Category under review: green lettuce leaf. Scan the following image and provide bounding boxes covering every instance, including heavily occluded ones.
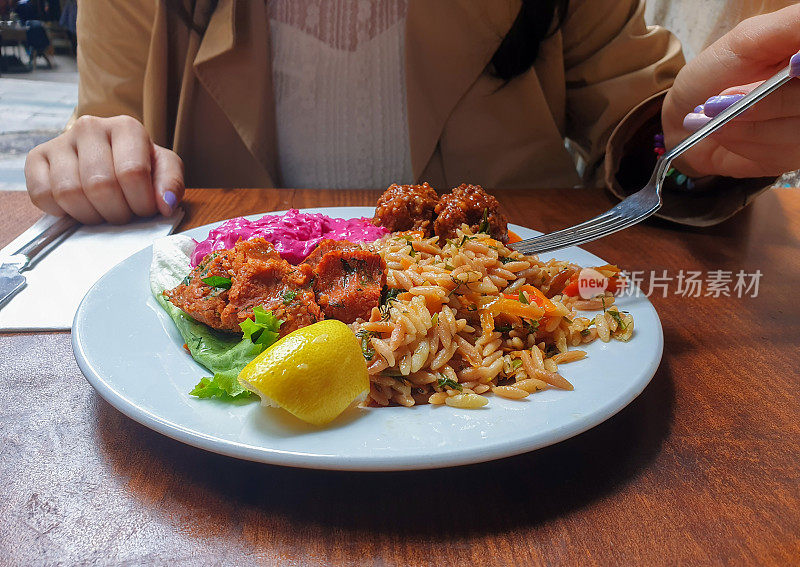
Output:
[150,235,283,401]
[189,370,251,400]
[156,293,283,400]
[239,305,282,346]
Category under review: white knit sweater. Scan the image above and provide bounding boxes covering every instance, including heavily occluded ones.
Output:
[267,0,413,189]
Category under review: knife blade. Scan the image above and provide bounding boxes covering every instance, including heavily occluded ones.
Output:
[0,217,79,309]
[0,256,27,308]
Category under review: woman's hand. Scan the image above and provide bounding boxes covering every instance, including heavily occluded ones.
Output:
[25,115,184,224]
[662,4,800,179]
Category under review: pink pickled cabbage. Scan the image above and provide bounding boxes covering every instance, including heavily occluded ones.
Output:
[190,209,388,266]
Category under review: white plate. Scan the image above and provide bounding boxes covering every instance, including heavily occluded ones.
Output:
[73,207,663,471]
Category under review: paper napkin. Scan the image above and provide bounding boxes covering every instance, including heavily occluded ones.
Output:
[0,210,184,331]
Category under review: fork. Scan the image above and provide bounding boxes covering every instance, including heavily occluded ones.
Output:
[510,63,794,256]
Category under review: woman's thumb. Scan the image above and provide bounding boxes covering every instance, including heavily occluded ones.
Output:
[152,144,185,217]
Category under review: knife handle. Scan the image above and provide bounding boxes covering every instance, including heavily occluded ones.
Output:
[15,216,80,265]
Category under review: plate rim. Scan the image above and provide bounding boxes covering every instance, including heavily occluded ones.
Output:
[72,206,664,471]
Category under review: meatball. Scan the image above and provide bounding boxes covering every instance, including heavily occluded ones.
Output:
[373,183,439,236]
[433,184,509,243]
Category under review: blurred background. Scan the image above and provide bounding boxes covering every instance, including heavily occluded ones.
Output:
[0,0,795,192]
[1,0,77,191]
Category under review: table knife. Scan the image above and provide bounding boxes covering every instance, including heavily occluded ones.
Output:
[0,216,79,308]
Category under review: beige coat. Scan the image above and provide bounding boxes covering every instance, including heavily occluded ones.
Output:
[76,0,764,225]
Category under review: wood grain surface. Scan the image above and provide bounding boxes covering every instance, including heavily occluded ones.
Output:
[1,188,799,566]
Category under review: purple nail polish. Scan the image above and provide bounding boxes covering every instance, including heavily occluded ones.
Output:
[693,105,704,113]
[703,94,745,117]
[163,190,177,212]
[683,112,712,132]
[790,51,800,78]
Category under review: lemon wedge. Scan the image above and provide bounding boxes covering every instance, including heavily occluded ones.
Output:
[238,320,369,426]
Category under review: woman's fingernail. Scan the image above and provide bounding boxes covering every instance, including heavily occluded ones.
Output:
[683,112,712,132]
[703,94,745,117]
[790,51,800,78]
[693,105,704,113]
[163,190,177,213]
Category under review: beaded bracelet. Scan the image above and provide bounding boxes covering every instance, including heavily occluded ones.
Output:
[654,133,695,190]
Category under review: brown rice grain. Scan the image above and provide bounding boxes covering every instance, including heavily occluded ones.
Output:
[552,350,587,364]
[445,393,489,409]
[492,385,529,399]
[514,378,549,393]
[533,369,574,390]
[429,392,447,405]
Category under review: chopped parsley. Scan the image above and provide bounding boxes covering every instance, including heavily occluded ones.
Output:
[499,256,515,264]
[524,319,540,334]
[450,272,470,291]
[437,376,463,391]
[431,313,439,326]
[459,234,475,246]
[494,323,513,333]
[580,329,591,337]
[282,290,297,305]
[608,309,627,331]
[355,330,376,360]
[518,290,529,304]
[380,287,402,310]
[511,358,523,370]
[197,251,219,269]
[201,275,232,290]
[477,208,490,234]
[196,251,221,278]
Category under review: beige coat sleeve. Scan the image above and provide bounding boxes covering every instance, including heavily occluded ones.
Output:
[561,0,684,169]
[75,0,156,121]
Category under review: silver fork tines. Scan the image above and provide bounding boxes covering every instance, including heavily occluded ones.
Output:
[509,62,794,256]
[511,187,662,255]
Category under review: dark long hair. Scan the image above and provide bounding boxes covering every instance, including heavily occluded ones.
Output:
[165,0,568,81]
[491,0,570,81]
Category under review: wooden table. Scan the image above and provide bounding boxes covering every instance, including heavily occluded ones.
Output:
[1,188,798,565]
